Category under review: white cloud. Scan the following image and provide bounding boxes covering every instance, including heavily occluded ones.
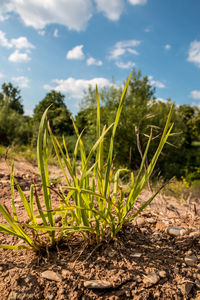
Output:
[8,50,31,63]
[1,0,93,32]
[0,30,35,50]
[0,1,10,21]
[128,0,147,5]
[0,0,148,31]
[109,48,126,60]
[12,76,30,88]
[53,29,59,38]
[10,36,35,49]
[66,45,85,60]
[109,39,141,60]
[148,76,166,89]
[0,30,12,48]
[164,44,171,50]
[0,73,4,79]
[115,61,135,69]
[155,97,167,103]
[94,0,124,21]
[86,57,103,66]
[187,40,200,68]
[44,77,113,99]
[190,90,200,100]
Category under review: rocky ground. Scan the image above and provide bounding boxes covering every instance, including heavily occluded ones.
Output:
[0,159,200,299]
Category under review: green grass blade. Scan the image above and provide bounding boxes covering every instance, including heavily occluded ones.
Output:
[37,107,54,242]
[103,72,132,197]
[10,162,17,222]
[14,180,33,222]
[0,244,32,250]
[0,205,36,247]
[80,122,114,183]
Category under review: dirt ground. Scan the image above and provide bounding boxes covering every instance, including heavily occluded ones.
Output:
[0,158,200,300]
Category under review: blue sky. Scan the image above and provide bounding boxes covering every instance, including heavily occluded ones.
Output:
[0,0,200,116]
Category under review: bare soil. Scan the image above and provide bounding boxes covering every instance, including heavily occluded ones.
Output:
[0,159,200,300]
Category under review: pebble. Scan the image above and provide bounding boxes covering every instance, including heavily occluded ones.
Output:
[196,274,200,281]
[195,279,200,289]
[185,282,194,295]
[158,270,167,278]
[136,217,145,226]
[189,231,200,238]
[166,226,186,237]
[143,272,160,285]
[84,280,112,289]
[140,227,147,234]
[146,217,156,224]
[41,270,62,282]
[185,255,198,267]
[131,252,142,258]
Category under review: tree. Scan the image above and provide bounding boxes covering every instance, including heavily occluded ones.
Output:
[33,90,73,136]
[178,105,200,147]
[0,105,32,146]
[0,82,24,115]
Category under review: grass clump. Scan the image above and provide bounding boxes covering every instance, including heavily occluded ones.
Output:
[0,73,174,251]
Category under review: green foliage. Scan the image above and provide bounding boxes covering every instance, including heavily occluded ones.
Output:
[33,90,73,137]
[78,70,200,181]
[0,105,32,146]
[0,82,24,115]
[0,74,173,250]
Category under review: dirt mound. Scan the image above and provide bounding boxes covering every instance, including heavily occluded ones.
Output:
[0,159,200,299]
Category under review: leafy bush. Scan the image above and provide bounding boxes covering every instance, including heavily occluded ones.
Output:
[0,73,174,251]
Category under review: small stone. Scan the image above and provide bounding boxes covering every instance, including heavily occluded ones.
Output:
[185,255,198,267]
[41,270,62,282]
[84,280,112,289]
[147,217,156,224]
[136,217,145,226]
[143,272,160,285]
[185,282,194,295]
[166,226,186,237]
[140,227,147,234]
[195,279,200,289]
[131,252,142,258]
[158,270,167,278]
[197,274,200,281]
[189,231,200,238]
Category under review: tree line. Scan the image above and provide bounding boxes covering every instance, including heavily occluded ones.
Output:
[0,70,200,182]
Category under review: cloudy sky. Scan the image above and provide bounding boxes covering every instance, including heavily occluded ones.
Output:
[0,0,200,116]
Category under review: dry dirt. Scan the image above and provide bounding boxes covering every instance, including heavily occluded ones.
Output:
[0,158,200,300]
